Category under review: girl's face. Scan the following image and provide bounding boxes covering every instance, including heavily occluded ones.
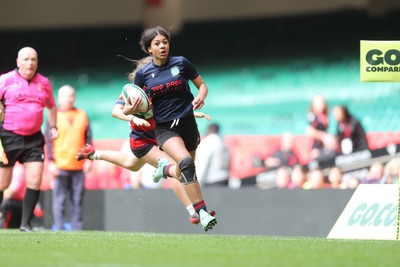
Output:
[312,96,326,114]
[333,107,344,122]
[148,34,169,64]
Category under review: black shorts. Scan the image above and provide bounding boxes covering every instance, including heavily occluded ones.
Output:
[155,115,200,152]
[0,129,45,167]
[131,143,155,159]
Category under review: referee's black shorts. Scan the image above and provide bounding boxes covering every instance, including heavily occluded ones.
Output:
[0,128,45,167]
[155,115,200,152]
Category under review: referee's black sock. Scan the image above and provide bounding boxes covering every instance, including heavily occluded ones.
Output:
[0,190,3,205]
[21,188,40,227]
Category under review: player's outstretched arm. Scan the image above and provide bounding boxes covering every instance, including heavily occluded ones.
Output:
[194,111,211,121]
[191,75,208,110]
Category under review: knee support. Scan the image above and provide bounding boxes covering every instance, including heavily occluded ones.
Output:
[178,156,197,184]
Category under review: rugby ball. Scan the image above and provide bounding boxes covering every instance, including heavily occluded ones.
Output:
[121,84,150,115]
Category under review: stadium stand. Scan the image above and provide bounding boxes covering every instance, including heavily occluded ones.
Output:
[2,9,399,188]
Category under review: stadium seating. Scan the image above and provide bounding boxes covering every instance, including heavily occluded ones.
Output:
[49,55,400,139]
[41,56,400,188]
[38,131,399,190]
[10,9,396,189]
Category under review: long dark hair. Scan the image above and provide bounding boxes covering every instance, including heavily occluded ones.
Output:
[127,56,153,82]
[126,26,171,82]
[338,105,352,123]
[139,26,171,55]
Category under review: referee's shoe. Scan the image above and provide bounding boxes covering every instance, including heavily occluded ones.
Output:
[20,225,34,232]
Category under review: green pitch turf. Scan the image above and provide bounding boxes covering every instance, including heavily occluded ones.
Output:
[0,230,399,267]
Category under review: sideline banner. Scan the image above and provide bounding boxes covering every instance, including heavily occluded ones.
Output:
[328,184,399,240]
[360,40,400,82]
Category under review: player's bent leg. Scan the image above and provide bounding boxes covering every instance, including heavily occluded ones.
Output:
[76,144,145,172]
[170,178,192,207]
[99,151,143,172]
[161,138,217,230]
[170,178,200,224]
[177,157,217,230]
[178,156,197,184]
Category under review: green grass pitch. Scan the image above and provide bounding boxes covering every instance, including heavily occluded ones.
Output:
[1,230,399,267]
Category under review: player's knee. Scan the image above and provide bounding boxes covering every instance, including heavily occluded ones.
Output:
[178,156,197,184]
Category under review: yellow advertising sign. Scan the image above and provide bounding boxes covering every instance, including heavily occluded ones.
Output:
[360,40,400,82]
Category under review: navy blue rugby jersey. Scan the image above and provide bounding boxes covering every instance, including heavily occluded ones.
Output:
[134,56,199,124]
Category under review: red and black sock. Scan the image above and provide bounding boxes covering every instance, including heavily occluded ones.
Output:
[193,200,208,215]
[163,164,174,178]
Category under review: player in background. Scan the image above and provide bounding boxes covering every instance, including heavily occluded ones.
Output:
[333,105,369,154]
[306,95,329,160]
[0,47,58,232]
[76,111,213,225]
[76,57,215,225]
[132,26,216,231]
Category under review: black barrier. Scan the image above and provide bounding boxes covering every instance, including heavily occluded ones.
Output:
[42,188,354,236]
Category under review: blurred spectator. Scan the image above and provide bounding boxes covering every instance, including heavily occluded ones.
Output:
[196,123,230,187]
[289,164,308,189]
[333,105,368,154]
[304,168,328,189]
[306,95,329,159]
[360,161,384,184]
[45,85,93,230]
[343,177,360,189]
[328,167,343,189]
[274,167,291,189]
[312,134,341,163]
[383,157,400,184]
[264,132,298,169]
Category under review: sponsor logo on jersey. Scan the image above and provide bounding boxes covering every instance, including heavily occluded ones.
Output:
[170,66,179,77]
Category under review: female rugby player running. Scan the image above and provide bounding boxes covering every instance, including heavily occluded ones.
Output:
[76,57,215,227]
[131,26,217,231]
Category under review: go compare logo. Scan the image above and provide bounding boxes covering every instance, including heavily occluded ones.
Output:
[348,202,398,227]
[360,40,400,82]
[328,184,399,240]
